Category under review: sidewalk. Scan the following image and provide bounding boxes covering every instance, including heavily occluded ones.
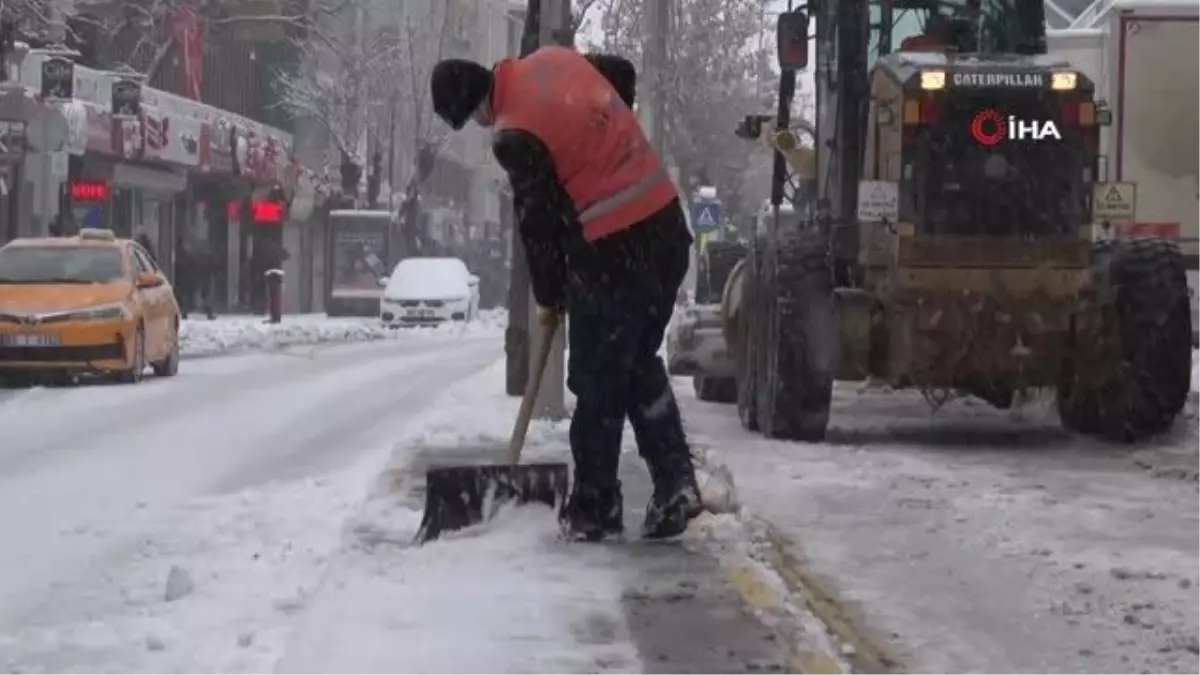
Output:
[275,361,842,673]
[179,311,507,359]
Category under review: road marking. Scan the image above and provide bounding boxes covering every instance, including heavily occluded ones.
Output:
[724,559,845,674]
[759,520,903,674]
[793,650,845,674]
[726,564,784,610]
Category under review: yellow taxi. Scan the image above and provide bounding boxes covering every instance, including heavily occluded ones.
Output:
[0,228,180,383]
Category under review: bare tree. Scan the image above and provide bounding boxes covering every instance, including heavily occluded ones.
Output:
[585,0,776,218]
[276,0,457,225]
[571,0,602,35]
[0,0,59,34]
[65,0,330,81]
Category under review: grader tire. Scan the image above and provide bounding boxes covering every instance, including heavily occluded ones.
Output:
[1058,238,1194,442]
[697,241,749,305]
[734,251,760,431]
[752,229,836,441]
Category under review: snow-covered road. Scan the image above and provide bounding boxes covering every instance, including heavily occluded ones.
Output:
[685,383,1199,674]
[7,312,1190,673]
[0,335,499,671]
[0,326,825,674]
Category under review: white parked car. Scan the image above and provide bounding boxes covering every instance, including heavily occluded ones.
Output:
[379,257,480,326]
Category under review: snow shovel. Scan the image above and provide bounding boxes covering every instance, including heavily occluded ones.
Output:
[416,314,570,543]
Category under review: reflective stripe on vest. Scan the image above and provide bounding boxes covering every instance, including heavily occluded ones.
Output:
[578,167,671,223]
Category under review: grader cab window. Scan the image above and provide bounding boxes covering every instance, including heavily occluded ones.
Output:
[867,3,926,66]
[869,0,1047,61]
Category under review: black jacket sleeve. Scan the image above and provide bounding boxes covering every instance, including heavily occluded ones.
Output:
[584,54,637,108]
[492,128,577,311]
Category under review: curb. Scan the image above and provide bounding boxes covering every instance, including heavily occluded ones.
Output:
[722,561,845,674]
[693,454,902,674]
[755,520,903,674]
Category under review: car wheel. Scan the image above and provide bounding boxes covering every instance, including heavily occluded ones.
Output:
[152,322,180,377]
[118,327,146,384]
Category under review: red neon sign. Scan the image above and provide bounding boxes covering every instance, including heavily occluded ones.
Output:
[251,200,285,224]
[70,180,110,202]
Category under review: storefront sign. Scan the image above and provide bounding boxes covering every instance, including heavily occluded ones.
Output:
[165,115,202,168]
[0,121,26,161]
[70,180,111,202]
[40,57,75,101]
[112,78,143,119]
[38,60,119,157]
[116,117,143,160]
[251,199,285,224]
[83,103,114,154]
[233,128,248,176]
[141,108,169,158]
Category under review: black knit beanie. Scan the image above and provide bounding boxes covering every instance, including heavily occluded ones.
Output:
[430,59,494,130]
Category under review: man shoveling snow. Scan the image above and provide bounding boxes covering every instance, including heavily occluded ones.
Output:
[430,47,703,541]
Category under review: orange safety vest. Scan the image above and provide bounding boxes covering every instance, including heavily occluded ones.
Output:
[491,46,678,243]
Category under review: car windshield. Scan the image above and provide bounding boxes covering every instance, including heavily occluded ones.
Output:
[386,258,470,299]
[0,246,125,284]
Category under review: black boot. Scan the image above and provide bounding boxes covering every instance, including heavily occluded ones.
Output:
[642,460,703,540]
[559,481,624,542]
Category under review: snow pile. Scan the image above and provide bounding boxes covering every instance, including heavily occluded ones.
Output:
[275,361,642,673]
[180,309,507,358]
[0,463,374,673]
[281,502,640,673]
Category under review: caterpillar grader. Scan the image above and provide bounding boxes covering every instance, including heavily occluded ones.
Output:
[723,0,1194,442]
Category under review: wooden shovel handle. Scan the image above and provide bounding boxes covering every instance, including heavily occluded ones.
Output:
[508,313,560,464]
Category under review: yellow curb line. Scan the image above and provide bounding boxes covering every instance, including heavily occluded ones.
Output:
[758,520,904,674]
[725,562,845,674]
[695,450,902,674]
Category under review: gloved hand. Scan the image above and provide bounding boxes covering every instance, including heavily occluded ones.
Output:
[537,305,564,328]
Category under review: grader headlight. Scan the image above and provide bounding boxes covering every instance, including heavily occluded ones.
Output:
[920,70,946,91]
[1051,72,1078,91]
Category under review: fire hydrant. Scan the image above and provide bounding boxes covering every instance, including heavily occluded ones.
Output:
[264,269,285,324]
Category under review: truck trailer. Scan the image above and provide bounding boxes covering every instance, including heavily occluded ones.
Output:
[1047,0,1198,339]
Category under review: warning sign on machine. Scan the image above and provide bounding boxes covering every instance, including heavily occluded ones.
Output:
[856,180,899,221]
[1093,182,1137,220]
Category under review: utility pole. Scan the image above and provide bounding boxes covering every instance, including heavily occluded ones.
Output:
[504,0,570,421]
[641,0,670,155]
[387,92,397,211]
[526,0,570,420]
[504,0,541,398]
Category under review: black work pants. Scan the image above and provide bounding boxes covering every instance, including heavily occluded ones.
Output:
[566,200,693,497]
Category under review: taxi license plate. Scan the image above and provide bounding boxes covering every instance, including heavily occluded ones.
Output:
[406,308,434,318]
[0,333,61,347]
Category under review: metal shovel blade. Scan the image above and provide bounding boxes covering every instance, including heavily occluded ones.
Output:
[416,461,570,543]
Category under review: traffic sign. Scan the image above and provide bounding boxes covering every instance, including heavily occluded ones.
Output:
[692,200,723,232]
[1093,182,1137,220]
[856,180,898,221]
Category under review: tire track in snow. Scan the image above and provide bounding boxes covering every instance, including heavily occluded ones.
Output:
[0,336,486,475]
[0,340,497,645]
[210,346,500,493]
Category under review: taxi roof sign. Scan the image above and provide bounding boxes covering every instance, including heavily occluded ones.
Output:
[78,228,117,241]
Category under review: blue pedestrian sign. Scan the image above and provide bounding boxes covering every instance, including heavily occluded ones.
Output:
[691,200,722,233]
